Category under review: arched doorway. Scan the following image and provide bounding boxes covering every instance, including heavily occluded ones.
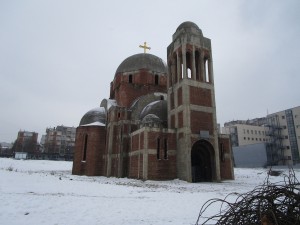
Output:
[191,140,214,182]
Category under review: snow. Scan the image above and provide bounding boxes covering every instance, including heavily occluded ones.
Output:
[80,121,105,126]
[0,158,299,225]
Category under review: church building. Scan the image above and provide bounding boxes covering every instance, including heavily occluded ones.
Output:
[72,21,234,182]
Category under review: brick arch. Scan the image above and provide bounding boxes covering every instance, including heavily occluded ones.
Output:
[191,139,215,182]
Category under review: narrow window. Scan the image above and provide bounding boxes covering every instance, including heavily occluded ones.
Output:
[129,74,133,83]
[155,74,159,85]
[204,58,209,82]
[220,143,225,162]
[160,95,164,100]
[82,134,88,161]
[181,64,184,79]
[163,138,168,159]
[187,68,192,78]
[157,138,160,159]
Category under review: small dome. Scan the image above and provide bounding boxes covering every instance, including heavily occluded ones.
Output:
[142,114,162,124]
[79,107,106,126]
[140,100,167,126]
[115,53,167,74]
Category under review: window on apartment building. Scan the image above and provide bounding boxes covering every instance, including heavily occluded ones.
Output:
[259,138,262,141]
[244,137,246,140]
[287,146,290,149]
[248,137,250,140]
[247,130,249,134]
[255,130,257,135]
[243,129,245,134]
[263,138,265,141]
[251,130,253,134]
[252,138,254,140]
[285,136,288,139]
[256,138,258,141]
[288,156,291,160]
[282,116,285,119]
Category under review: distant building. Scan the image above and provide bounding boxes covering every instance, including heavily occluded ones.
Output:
[222,123,268,147]
[13,131,38,154]
[43,125,76,158]
[265,106,300,165]
[0,142,13,157]
[223,106,300,166]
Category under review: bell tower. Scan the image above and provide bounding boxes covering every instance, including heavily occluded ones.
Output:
[167,22,220,182]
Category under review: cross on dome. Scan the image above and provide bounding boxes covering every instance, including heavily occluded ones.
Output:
[139,42,151,53]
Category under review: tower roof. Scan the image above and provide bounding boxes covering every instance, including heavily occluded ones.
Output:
[176,21,202,32]
[115,53,167,74]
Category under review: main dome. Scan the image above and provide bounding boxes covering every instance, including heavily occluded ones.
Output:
[115,53,167,74]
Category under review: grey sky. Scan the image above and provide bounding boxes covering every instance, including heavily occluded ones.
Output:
[1,0,299,143]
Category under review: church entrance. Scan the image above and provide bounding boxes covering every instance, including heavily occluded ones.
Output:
[191,140,214,182]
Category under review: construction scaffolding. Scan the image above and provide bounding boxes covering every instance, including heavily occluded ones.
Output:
[265,115,285,165]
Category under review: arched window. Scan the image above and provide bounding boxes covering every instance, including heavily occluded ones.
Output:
[82,134,88,161]
[129,74,133,83]
[204,58,210,82]
[155,74,159,85]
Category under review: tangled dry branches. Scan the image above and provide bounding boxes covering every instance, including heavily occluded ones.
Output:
[196,168,300,225]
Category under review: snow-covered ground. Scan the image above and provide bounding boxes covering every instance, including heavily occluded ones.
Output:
[0,158,299,225]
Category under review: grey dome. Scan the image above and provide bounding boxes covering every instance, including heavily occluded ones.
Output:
[142,114,162,124]
[140,100,167,126]
[176,21,203,35]
[115,53,167,74]
[79,107,106,126]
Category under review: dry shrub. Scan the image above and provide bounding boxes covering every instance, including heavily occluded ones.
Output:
[196,168,300,225]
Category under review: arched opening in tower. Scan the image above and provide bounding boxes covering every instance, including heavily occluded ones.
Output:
[191,140,214,182]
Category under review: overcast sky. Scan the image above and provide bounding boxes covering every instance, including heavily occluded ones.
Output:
[1,0,299,143]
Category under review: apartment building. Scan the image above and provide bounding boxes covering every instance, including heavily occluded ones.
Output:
[266,106,300,165]
[43,125,76,157]
[13,130,38,153]
[223,106,300,166]
[222,121,268,147]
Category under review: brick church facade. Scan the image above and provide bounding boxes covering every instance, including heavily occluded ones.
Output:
[72,21,234,182]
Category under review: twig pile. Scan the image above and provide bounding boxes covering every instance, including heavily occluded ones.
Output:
[196,169,300,225]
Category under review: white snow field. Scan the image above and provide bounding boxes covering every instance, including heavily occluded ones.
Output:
[0,158,299,225]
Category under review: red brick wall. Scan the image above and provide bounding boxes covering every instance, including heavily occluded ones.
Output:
[218,136,234,180]
[112,70,167,107]
[171,114,175,128]
[129,155,139,179]
[72,126,106,176]
[170,92,174,109]
[190,111,213,134]
[189,86,212,107]
[131,133,139,152]
[148,155,176,180]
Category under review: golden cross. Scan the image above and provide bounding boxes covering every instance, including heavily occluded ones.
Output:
[139,42,151,53]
